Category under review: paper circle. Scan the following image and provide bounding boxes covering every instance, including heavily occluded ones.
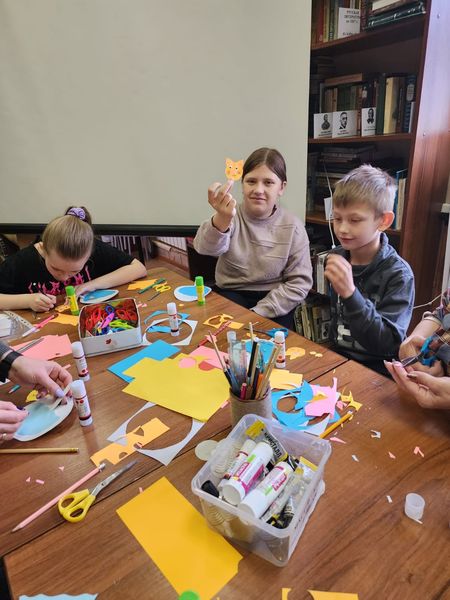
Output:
[195,439,218,461]
[80,289,119,304]
[174,285,212,302]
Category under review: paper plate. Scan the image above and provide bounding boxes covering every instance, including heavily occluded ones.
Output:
[14,397,74,442]
[174,285,212,302]
[79,289,119,304]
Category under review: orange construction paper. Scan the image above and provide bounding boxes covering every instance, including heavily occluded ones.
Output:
[308,592,359,600]
[53,313,79,326]
[128,279,157,290]
[90,417,169,467]
[116,477,242,598]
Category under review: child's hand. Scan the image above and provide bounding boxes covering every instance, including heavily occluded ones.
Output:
[28,293,55,312]
[324,254,355,299]
[208,181,236,232]
[75,283,96,297]
[399,334,444,375]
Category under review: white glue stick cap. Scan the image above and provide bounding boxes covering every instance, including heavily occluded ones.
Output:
[167,302,176,315]
[274,331,285,343]
[71,340,84,356]
[221,478,246,506]
[239,489,268,518]
[404,493,425,521]
[70,379,86,398]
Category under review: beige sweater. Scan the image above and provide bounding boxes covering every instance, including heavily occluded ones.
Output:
[193,203,312,318]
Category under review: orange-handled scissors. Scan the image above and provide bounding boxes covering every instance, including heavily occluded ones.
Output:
[57,460,137,523]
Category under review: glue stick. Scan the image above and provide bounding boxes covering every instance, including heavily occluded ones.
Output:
[65,285,80,316]
[71,341,90,381]
[167,302,180,336]
[274,331,286,369]
[195,276,205,306]
[239,461,293,518]
[70,379,93,427]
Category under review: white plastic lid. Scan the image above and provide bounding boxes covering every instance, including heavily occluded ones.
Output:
[239,489,267,518]
[274,331,285,343]
[71,341,84,355]
[195,439,218,461]
[167,302,177,315]
[404,492,425,521]
[221,478,246,506]
[70,379,86,398]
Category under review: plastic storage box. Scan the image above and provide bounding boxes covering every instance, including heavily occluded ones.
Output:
[191,414,331,566]
[78,298,142,357]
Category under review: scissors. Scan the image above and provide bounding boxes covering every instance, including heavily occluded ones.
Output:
[401,335,438,368]
[58,460,137,523]
[153,282,171,293]
[245,326,289,339]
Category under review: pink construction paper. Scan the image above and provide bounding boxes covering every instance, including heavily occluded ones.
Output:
[305,378,339,417]
[414,446,425,458]
[13,334,73,360]
[186,346,228,370]
[330,436,346,444]
[388,451,396,459]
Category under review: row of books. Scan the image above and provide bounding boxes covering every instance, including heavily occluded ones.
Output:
[312,0,426,46]
[306,147,408,230]
[312,72,417,137]
[294,293,332,344]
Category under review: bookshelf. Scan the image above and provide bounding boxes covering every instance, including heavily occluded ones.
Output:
[307,0,450,327]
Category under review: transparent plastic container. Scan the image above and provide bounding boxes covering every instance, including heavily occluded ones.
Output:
[191,414,331,566]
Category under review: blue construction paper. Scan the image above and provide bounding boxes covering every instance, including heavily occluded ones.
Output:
[19,594,98,600]
[15,403,59,437]
[272,382,314,429]
[176,285,212,300]
[80,289,117,301]
[244,339,275,365]
[108,340,179,382]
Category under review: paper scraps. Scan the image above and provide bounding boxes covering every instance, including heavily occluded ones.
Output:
[53,314,79,327]
[388,451,396,459]
[351,455,359,462]
[285,347,306,359]
[123,356,228,421]
[414,446,425,458]
[116,477,242,599]
[370,430,381,439]
[308,591,359,600]
[90,418,169,467]
[330,436,346,444]
[386,495,393,503]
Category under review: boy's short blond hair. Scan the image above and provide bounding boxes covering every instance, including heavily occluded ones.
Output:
[333,164,397,216]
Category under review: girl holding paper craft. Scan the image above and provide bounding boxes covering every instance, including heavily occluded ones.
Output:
[0,207,147,312]
[193,148,312,329]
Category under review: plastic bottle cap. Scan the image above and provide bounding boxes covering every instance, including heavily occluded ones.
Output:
[221,478,245,505]
[195,439,218,461]
[71,341,84,355]
[195,276,204,286]
[167,302,177,315]
[65,285,75,295]
[274,330,285,343]
[404,492,425,521]
[70,379,87,397]
[179,592,200,600]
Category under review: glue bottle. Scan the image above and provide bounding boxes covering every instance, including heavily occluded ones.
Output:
[70,379,93,427]
[195,275,205,306]
[71,341,90,381]
[167,302,180,337]
[274,331,286,369]
[65,285,80,316]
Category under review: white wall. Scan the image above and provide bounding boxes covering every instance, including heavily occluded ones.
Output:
[0,0,311,229]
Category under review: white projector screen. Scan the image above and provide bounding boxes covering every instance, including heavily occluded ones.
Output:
[0,0,311,233]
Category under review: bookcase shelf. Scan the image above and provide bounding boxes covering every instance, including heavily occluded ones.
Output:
[307,0,450,326]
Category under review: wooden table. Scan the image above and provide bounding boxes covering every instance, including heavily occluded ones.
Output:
[5,358,450,600]
[0,268,347,564]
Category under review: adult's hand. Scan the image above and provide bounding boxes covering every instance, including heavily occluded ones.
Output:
[385,360,450,409]
[9,356,72,397]
[0,401,27,442]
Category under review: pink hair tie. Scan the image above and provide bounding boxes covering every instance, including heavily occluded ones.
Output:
[67,207,86,220]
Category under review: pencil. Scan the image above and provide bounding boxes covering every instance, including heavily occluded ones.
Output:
[319,410,354,439]
[0,448,79,454]
[11,463,105,532]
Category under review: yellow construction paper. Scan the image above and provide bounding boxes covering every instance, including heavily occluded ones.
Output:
[282,589,292,600]
[128,278,157,290]
[308,592,359,600]
[340,391,362,412]
[285,347,306,359]
[116,477,242,598]
[123,357,228,421]
[53,313,79,326]
[270,369,303,390]
[26,390,39,403]
[90,417,169,467]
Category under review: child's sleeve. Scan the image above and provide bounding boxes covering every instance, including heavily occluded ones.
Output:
[193,217,233,257]
[341,265,415,357]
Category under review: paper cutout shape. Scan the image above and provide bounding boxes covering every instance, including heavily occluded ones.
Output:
[225,158,244,181]
[308,592,359,600]
[305,378,338,417]
[13,335,73,361]
[330,436,346,444]
[91,418,169,467]
[116,477,242,598]
[352,454,359,462]
[146,317,196,346]
[79,289,118,304]
[26,390,39,403]
[107,403,206,466]
[127,279,157,290]
[285,347,306,359]
[340,391,362,412]
[123,357,228,421]
[387,495,393,503]
[108,340,179,383]
[272,385,313,428]
[14,398,73,441]
[203,314,234,329]
[414,446,425,457]
[182,346,227,370]
[270,369,303,390]
[282,590,292,600]
[19,594,98,600]
[53,314,79,327]
[388,451,396,459]
[174,285,212,302]
[371,430,381,439]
